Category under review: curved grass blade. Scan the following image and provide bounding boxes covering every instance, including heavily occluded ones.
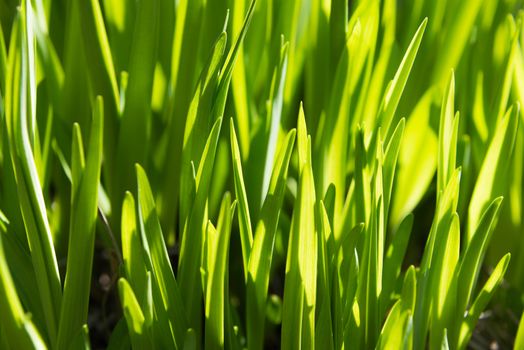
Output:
[5,10,61,344]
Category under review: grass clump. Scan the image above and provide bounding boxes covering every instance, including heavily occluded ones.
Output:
[0,0,524,349]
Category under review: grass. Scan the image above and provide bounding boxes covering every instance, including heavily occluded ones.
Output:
[0,0,523,349]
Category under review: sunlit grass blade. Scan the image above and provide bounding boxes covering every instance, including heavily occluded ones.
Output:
[246,127,296,349]
[118,277,152,349]
[230,118,253,278]
[178,117,223,341]
[121,192,150,313]
[377,266,416,350]
[175,32,226,233]
[391,91,437,226]
[381,214,413,314]
[281,110,317,349]
[437,71,458,195]
[136,164,187,348]
[468,104,519,243]
[457,253,511,349]
[205,193,234,349]
[377,18,427,142]
[5,9,61,344]
[245,38,288,216]
[315,201,335,350]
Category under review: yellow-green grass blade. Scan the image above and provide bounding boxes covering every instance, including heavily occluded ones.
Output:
[377,266,416,350]
[381,214,413,316]
[468,104,519,243]
[177,32,226,233]
[437,72,458,196]
[515,310,524,350]
[457,254,511,349]
[246,127,296,350]
[245,39,289,218]
[118,277,152,350]
[377,18,427,143]
[229,0,250,158]
[450,197,502,348]
[136,164,187,348]
[121,192,150,315]
[391,90,437,227]
[230,118,253,279]
[413,168,461,349]
[429,213,460,350]
[315,201,335,350]
[178,117,223,341]
[282,111,317,349]
[205,193,234,350]
[213,0,256,125]
[319,20,366,226]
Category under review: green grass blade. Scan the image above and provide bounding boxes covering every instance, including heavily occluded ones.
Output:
[118,277,152,350]
[468,104,519,243]
[106,319,131,350]
[178,32,226,231]
[115,0,160,209]
[230,118,253,279]
[377,266,416,350]
[121,192,149,309]
[377,18,427,142]
[315,201,335,350]
[136,164,187,348]
[246,128,296,350]
[205,193,234,350]
[437,71,458,196]
[454,197,503,342]
[458,254,511,349]
[381,214,413,314]
[246,39,289,216]
[382,118,405,221]
[77,0,120,186]
[515,311,524,350]
[57,96,103,350]
[430,213,460,350]
[178,117,223,341]
[5,10,62,344]
[282,112,317,349]
[0,233,46,349]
